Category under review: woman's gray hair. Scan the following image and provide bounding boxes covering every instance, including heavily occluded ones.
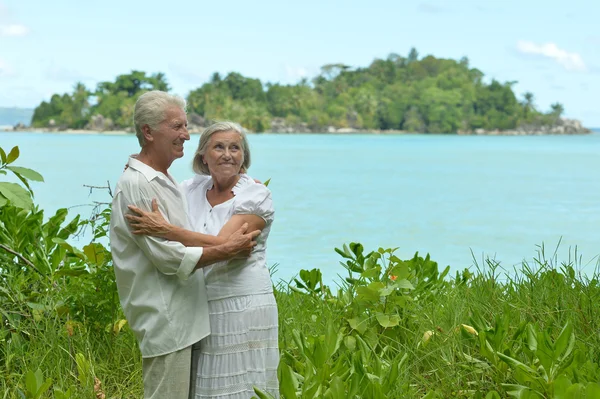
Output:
[192,121,251,175]
[134,91,187,146]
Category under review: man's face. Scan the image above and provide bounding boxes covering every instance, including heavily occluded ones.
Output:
[150,106,189,163]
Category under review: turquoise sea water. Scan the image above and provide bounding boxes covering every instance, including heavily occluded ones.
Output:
[1,132,599,284]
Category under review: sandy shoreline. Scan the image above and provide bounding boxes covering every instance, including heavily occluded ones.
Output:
[1,127,596,136]
[1,128,130,135]
[2,128,408,135]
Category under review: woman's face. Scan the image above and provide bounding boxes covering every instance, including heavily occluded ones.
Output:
[202,130,244,178]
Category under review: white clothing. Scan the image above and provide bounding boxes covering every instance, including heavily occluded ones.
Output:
[110,157,210,358]
[193,293,280,398]
[142,345,194,399]
[182,174,280,399]
[181,174,275,301]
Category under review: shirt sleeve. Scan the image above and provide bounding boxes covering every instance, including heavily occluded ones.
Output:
[112,190,203,281]
[232,183,275,225]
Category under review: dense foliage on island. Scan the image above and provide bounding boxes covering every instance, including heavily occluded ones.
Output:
[31,48,568,133]
[2,144,600,398]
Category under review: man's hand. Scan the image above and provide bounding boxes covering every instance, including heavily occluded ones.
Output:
[126,199,171,236]
[224,223,261,258]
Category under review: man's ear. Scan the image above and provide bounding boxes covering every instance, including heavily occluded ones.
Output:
[142,124,153,142]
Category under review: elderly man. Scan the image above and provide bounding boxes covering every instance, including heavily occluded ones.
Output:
[110,90,259,399]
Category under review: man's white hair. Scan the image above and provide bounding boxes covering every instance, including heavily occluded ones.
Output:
[133,91,186,146]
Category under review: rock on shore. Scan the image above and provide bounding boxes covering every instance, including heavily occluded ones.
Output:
[458,118,591,136]
[3,116,593,135]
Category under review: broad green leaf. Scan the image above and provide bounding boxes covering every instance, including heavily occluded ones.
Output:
[346,260,363,273]
[54,266,88,277]
[7,166,44,182]
[83,243,106,265]
[565,383,584,397]
[394,278,415,290]
[53,388,73,399]
[344,335,356,350]
[0,146,7,163]
[501,384,542,398]
[384,352,404,391]
[25,369,41,396]
[252,386,275,399]
[0,195,7,207]
[526,324,538,352]
[324,376,344,399]
[278,363,297,399]
[8,169,33,195]
[553,375,573,399]
[497,352,537,375]
[536,330,554,372]
[26,302,47,311]
[35,379,53,398]
[356,286,380,302]
[6,146,19,164]
[0,182,32,209]
[75,353,92,387]
[376,313,400,328]
[361,266,381,279]
[335,247,352,259]
[379,285,396,297]
[113,319,128,334]
[554,321,573,360]
[485,392,501,399]
[390,262,410,280]
[585,382,600,396]
[347,317,368,335]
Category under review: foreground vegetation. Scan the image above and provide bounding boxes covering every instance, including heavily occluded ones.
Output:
[30,48,567,133]
[2,145,599,398]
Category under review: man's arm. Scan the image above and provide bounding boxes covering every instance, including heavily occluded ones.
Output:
[113,192,258,280]
[195,223,260,269]
[126,199,263,252]
[127,199,225,246]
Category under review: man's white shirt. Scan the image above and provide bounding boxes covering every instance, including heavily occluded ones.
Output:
[110,157,209,358]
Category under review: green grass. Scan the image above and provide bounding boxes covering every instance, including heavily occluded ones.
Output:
[2,145,600,398]
[1,205,600,398]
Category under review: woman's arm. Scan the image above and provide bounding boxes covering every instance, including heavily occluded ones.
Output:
[126,199,226,247]
[217,214,266,239]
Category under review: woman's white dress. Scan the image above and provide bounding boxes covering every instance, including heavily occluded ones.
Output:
[182,174,280,399]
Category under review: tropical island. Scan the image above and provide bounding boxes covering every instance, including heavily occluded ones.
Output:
[12,48,592,135]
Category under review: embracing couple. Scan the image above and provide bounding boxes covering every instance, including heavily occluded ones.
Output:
[109,91,280,398]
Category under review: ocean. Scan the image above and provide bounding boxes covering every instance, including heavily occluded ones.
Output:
[1,131,599,285]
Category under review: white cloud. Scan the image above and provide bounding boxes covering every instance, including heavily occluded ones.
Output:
[0,58,15,77]
[284,65,309,81]
[516,41,587,72]
[0,2,9,18]
[45,64,90,82]
[417,2,448,14]
[169,64,207,86]
[0,23,29,36]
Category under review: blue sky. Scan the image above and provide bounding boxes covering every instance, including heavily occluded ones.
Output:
[1,0,598,126]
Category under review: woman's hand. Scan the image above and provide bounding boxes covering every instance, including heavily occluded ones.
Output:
[126,198,172,236]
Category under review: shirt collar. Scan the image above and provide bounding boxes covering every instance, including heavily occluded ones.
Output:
[127,157,174,184]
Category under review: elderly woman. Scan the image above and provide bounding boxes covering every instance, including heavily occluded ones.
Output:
[126,121,279,399]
